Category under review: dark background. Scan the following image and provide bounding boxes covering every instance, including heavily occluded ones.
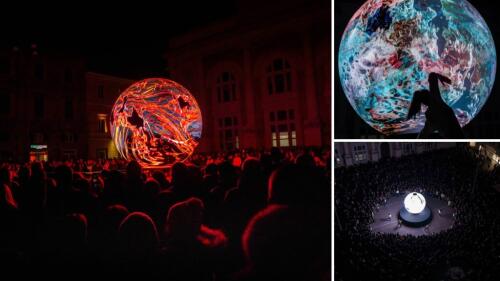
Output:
[334,0,500,139]
[0,1,236,78]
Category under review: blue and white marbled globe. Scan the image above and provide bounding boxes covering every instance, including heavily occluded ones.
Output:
[339,0,496,135]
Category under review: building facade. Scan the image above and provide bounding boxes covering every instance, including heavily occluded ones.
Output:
[0,46,135,162]
[0,46,87,162]
[334,142,457,167]
[85,72,134,160]
[164,0,330,152]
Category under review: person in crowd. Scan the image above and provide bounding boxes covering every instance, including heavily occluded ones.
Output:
[0,146,331,280]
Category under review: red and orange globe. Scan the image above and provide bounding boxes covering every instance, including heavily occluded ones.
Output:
[110,78,202,168]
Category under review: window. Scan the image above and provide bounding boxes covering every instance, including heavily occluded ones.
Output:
[96,149,108,160]
[270,109,296,147]
[33,133,44,144]
[62,150,77,160]
[64,68,73,83]
[63,132,76,144]
[216,72,237,103]
[34,63,44,80]
[353,145,367,162]
[34,95,44,118]
[267,58,291,94]
[219,116,239,150]
[423,143,434,151]
[97,114,108,133]
[64,97,73,120]
[98,85,104,98]
[402,143,414,155]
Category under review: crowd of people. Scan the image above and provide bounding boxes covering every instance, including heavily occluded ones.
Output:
[335,145,500,281]
[0,147,331,280]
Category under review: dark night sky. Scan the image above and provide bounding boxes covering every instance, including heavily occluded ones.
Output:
[0,1,236,78]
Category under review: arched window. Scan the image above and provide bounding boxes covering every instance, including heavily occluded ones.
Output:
[218,116,239,150]
[216,72,237,103]
[266,58,291,95]
[270,109,296,147]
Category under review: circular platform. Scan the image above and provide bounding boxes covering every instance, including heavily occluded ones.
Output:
[399,206,432,227]
[370,193,455,236]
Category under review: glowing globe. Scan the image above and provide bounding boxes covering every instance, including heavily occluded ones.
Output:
[404,192,426,214]
[110,78,202,168]
[339,0,496,135]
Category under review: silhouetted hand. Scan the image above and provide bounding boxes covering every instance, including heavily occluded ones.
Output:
[407,72,464,138]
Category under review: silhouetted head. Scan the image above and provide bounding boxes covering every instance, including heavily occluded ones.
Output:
[74,177,92,194]
[151,171,169,190]
[54,164,73,190]
[268,163,328,209]
[219,161,237,187]
[187,164,203,187]
[295,153,315,168]
[205,163,218,176]
[238,158,264,191]
[164,197,204,241]
[104,204,130,231]
[171,162,188,186]
[126,160,142,180]
[59,213,88,248]
[30,162,46,181]
[242,205,304,276]
[144,178,161,198]
[118,212,159,253]
[18,165,31,184]
[268,164,303,205]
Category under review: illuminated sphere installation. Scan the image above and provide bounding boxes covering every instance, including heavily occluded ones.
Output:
[110,78,202,168]
[339,0,496,135]
[404,192,426,214]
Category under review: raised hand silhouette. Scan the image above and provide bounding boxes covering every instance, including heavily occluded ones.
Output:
[407,72,464,138]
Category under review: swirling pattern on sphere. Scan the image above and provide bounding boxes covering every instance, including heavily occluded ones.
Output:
[110,78,202,168]
[339,0,496,135]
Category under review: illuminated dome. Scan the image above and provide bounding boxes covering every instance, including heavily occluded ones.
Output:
[110,78,202,168]
[339,0,496,135]
[404,192,426,214]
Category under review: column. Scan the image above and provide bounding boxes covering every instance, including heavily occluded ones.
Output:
[302,33,322,146]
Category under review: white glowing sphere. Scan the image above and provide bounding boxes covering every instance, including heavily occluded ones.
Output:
[404,192,426,214]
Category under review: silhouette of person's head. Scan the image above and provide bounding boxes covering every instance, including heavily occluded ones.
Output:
[118,212,159,253]
[59,213,88,249]
[268,163,327,209]
[295,153,315,168]
[54,164,73,190]
[239,158,264,191]
[268,164,303,205]
[104,204,130,233]
[145,179,160,194]
[31,162,46,181]
[151,171,169,190]
[242,205,306,278]
[164,197,204,241]
[126,160,142,180]
[171,162,188,186]
[219,161,236,187]
[18,164,31,184]
[205,163,218,177]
